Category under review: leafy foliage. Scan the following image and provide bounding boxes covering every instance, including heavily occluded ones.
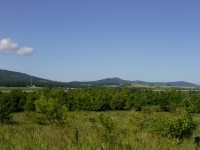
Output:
[1,86,200,114]
[0,93,13,124]
[128,105,197,144]
[34,96,69,127]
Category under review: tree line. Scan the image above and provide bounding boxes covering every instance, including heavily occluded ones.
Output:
[1,87,200,114]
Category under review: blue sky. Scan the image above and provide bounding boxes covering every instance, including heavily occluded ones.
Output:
[0,0,200,84]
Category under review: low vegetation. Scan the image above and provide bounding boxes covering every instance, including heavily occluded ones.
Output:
[1,87,200,149]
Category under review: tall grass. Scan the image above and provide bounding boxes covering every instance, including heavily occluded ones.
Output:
[0,112,199,150]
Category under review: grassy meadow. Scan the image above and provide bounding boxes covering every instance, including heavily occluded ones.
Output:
[1,111,200,150]
[0,87,41,92]
[1,86,200,149]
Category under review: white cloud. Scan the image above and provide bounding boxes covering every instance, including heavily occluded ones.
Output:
[0,38,19,53]
[17,47,34,56]
[0,38,35,56]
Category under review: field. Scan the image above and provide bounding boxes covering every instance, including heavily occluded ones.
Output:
[1,84,198,93]
[0,87,41,92]
[103,83,198,91]
[1,85,200,149]
[1,111,200,150]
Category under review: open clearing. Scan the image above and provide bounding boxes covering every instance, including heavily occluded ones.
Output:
[0,111,200,150]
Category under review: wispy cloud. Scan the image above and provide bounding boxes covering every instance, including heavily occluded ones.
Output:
[0,38,19,53]
[17,47,34,56]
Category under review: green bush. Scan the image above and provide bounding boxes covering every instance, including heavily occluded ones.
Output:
[0,98,13,124]
[128,111,148,132]
[129,110,197,144]
[34,96,70,127]
[129,99,197,144]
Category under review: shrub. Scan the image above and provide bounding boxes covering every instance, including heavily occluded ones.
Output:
[128,112,148,132]
[0,98,13,124]
[34,96,71,127]
[129,109,197,144]
[147,112,196,140]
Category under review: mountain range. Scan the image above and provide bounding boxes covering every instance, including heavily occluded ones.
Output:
[69,77,198,87]
[0,69,198,87]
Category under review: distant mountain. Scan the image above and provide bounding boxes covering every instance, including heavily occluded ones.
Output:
[70,78,198,87]
[0,69,49,82]
[0,69,71,87]
[90,77,132,84]
[0,69,86,88]
[166,81,197,87]
[0,69,198,87]
[69,77,132,85]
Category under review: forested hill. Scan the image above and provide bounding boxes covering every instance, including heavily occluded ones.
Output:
[0,69,49,82]
[87,77,132,84]
[166,81,197,87]
[70,77,198,87]
[0,69,83,88]
[0,69,69,87]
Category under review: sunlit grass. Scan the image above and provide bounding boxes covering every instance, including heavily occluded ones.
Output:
[0,112,200,150]
[0,87,41,92]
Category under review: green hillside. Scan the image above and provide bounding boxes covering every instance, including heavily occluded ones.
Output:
[0,69,70,87]
[0,69,48,82]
